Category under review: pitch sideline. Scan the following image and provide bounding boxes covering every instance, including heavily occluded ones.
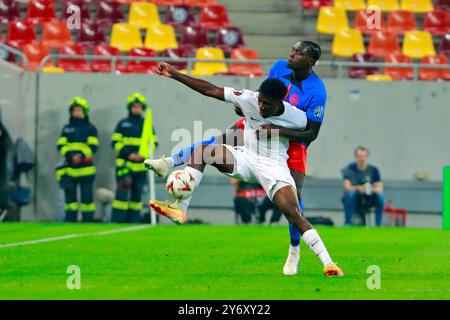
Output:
[0,225,152,249]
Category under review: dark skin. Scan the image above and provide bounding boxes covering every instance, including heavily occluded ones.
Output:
[156,62,313,234]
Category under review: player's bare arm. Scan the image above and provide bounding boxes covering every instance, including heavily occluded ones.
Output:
[258,120,321,143]
[156,62,225,101]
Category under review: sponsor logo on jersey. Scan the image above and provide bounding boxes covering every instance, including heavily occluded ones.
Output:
[313,106,324,119]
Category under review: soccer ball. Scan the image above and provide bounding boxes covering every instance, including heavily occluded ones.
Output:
[166,170,196,200]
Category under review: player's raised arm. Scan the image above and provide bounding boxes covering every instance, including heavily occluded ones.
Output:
[156,62,225,101]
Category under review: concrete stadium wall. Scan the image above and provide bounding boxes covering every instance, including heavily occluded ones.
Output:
[0,67,448,219]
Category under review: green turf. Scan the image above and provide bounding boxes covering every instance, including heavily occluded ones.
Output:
[0,223,449,300]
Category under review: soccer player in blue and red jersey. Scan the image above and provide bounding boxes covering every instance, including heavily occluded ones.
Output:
[145,41,327,276]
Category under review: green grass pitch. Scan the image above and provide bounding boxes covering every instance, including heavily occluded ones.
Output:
[0,223,449,300]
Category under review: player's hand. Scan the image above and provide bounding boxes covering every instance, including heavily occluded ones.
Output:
[234,105,244,117]
[257,124,283,139]
[72,153,83,165]
[156,62,177,78]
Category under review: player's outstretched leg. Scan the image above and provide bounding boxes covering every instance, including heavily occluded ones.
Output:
[149,144,235,224]
[273,185,343,277]
[284,199,304,275]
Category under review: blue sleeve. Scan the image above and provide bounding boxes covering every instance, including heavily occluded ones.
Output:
[266,62,278,79]
[306,87,327,123]
[372,167,381,183]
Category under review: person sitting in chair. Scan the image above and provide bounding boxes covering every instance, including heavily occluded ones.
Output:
[341,146,384,226]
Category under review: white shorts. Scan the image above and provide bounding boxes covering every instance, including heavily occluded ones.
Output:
[223,145,297,200]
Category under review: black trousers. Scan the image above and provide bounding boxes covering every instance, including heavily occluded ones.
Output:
[63,174,96,222]
[111,171,146,223]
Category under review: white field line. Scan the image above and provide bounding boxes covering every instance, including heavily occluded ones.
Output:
[0,225,152,249]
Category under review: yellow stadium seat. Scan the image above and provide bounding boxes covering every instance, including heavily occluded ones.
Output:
[332,29,366,57]
[129,2,160,29]
[402,31,436,58]
[317,7,349,34]
[366,74,393,81]
[334,0,366,11]
[400,0,433,13]
[367,0,400,12]
[110,23,143,52]
[145,24,178,51]
[191,47,228,76]
[43,66,64,73]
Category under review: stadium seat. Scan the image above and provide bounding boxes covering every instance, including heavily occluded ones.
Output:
[152,0,184,5]
[440,34,450,57]
[384,53,414,80]
[43,66,64,73]
[129,2,160,29]
[436,0,450,11]
[125,47,158,74]
[317,7,349,34]
[22,42,52,71]
[6,20,36,49]
[144,24,178,52]
[162,47,194,70]
[367,0,400,12]
[199,4,231,30]
[387,11,417,35]
[332,29,365,57]
[348,53,381,79]
[0,0,20,24]
[41,20,74,50]
[184,0,216,7]
[166,5,195,28]
[91,44,125,72]
[368,31,400,58]
[366,74,393,81]
[402,31,436,58]
[354,10,386,35]
[58,44,91,72]
[301,0,333,10]
[229,48,263,77]
[61,0,92,24]
[25,0,56,25]
[400,0,433,13]
[77,22,106,48]
[96,1,125,28]
[179,25,210,50]
[419,54,450,81]
[215,26,245,52]
[110,23,143,52]
[334,0,366,11]
[423,10,450,36]
[191,47,228,76]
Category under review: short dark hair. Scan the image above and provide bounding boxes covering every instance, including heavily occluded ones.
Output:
[303,41,322,63]
[355,146,369,155]
[258,78,287,101]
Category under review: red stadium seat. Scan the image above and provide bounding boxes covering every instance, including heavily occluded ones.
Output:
[41,20,73,50]
[152,0,184,5]
[166,5,195,28]
[440,33,450,57]
[0,0,20,24]
[26,0,56,25]
[179,25,210,50]
[162,47,194,70]
[125,47,158,74]
[348,53,381,79]
[58,44,91,72]
[229,48,263,77]
[301,0,333,10]
[91,44,125,72]
[384,53,414,80]
[419,54,450,81]
[423,10,450,36]
[436,0,450,11]
[354,10,385,35]
[77,22,106,48]
[215,26,245,52]
[61,0,92,24]
[199,4,230,30]
[387,11,417,35]
[22,42,52,71]
[96,0,125,28]
[368,31,400,58]
[184,0,216,7]
[6,20,37,49]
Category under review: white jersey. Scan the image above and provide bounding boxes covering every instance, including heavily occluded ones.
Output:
[224,87,307,165]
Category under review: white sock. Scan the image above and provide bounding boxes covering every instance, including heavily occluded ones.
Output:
[164,157,175,168]
[302,229,333,267]
[289,245,300,254]
[177,166,203,212]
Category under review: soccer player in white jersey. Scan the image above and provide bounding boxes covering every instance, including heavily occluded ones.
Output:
[148,62,343,277]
